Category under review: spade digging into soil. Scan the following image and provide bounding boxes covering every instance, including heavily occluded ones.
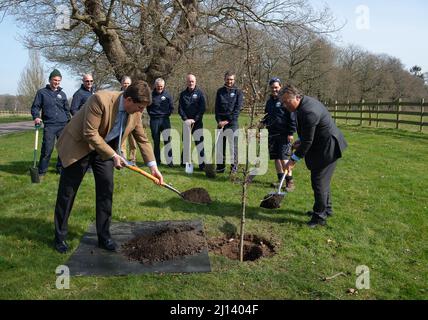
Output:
[126,164,212,204]
[260,169,288,209]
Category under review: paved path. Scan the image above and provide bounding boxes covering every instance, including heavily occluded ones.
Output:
[0,121,35,135]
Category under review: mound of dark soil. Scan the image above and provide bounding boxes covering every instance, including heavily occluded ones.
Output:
[208,234,277,261]
[260,194,284,209]
[181,188,212,204]
[122,223,207,264]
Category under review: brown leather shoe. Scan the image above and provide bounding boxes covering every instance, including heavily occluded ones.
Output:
[285,179,295,192]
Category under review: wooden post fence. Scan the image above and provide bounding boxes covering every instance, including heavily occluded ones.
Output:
[334,100,338,124]
[346,100,350,125]
[376,99,380,127]
[396,98,401,129]
[247,98,427,132]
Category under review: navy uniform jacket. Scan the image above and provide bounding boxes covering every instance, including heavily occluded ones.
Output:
[294,96,348,170]
[147,90,174,118]
[31,85,70,125]
[178,87,206,122]
[70,85,94,115]
[215,86,243,123]
[264,96,296,136]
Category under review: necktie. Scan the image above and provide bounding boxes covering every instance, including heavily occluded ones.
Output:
[117,111,126,156]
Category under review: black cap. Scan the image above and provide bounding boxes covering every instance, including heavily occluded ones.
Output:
[269,77,281,86]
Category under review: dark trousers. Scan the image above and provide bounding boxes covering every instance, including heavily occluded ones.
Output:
[182,120,205,168]
[216,122,238,172]
[39,124,65,174]
[54,149,115,242]
[311,160,337,219]
[149,117,173,165]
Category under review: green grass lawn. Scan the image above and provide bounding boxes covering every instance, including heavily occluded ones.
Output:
[333,112,426,132]
[0,115,427,299]
[0,115,32,124]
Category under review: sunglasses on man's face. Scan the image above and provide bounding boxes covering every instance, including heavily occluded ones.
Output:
[84,80,94,83]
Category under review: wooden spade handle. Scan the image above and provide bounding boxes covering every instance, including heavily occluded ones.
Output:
[126,164,161,185]
[125,164,183,197]
[34,128,39,150]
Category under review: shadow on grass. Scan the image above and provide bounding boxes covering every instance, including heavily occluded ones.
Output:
[0,161,62,177]
[0,161,33,175]
[218,219,238,237]
[0,216,80,247]
[141,197,308,226]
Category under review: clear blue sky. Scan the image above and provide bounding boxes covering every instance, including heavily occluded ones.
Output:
[0,0,427,95]
[309,0,428,70]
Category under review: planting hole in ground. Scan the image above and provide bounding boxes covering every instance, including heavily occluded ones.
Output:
[208,234,277,261]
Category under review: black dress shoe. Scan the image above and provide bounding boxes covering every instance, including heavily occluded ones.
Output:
[98,238,117,251]
[55,240,68,254]
[307,215,327,228]
[307,210,333,217]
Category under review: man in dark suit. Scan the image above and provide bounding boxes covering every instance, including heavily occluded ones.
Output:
[54,80,163,253]
[281,84,347,227]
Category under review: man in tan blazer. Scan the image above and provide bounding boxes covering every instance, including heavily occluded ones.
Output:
[54,80,163,253]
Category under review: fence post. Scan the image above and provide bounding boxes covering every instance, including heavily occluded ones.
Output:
[421,98,425,132]
[334,100,338,124]
[368,101,372,126]
[360,99,364,126]
[376,99,380,127]
[396,98,401,129]
[346,100,349,125]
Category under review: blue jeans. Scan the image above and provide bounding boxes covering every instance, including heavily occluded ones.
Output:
[39,124,65,174]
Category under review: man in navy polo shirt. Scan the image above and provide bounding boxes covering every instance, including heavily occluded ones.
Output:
[31,69,70,176]
[178,73,206,170]
[70,74,95,115]
[215,71,243,174]
[261,77,297,191]
[147,78,174,166]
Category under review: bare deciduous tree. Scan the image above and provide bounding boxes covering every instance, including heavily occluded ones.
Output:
[18,50,45,110]
[0,0,336,86]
